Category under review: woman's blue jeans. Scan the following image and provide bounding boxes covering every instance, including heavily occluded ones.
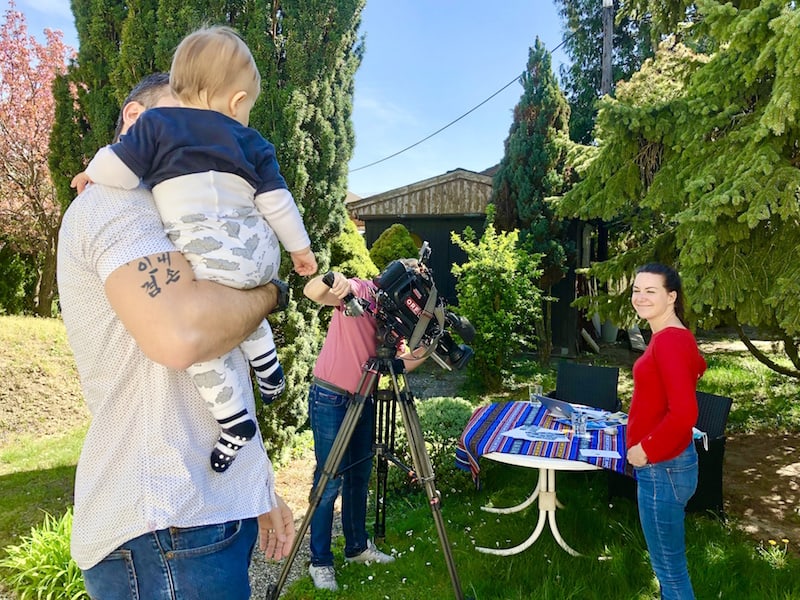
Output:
[635,443,698,600]
[81,518,258,600]
[308,383,375,567]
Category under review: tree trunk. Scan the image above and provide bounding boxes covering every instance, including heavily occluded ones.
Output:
[34,230,58,317]
[735,323,800,379]
[537,293,553,367]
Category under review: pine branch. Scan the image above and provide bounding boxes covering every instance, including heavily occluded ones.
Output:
[735,322,800,379]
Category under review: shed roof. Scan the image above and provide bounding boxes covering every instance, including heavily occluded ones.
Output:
[347,168,493,219]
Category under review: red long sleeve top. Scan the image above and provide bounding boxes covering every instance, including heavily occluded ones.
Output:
[627,327,707,464]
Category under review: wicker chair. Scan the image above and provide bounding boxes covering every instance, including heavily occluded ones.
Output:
[551,362,622,412]
[608,390,733,518]
[686,391,733,515]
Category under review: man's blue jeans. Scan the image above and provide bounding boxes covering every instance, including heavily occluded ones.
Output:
[308,383,375,567]
[635,443,698,600]
[81,518,258,600]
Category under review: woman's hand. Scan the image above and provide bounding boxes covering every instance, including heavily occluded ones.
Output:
[258,495,295,560]
[626,442,649,468]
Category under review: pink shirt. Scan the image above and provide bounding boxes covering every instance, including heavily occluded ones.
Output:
[313,278,380,394]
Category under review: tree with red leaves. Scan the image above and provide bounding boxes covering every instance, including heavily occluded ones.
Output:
[0,0,72,316]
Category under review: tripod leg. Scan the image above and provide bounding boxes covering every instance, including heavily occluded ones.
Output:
[373,389,394,543]
[390,370,465,600]
[264,368,380,600]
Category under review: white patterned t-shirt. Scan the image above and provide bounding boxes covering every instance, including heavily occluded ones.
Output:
[57,184,276,570]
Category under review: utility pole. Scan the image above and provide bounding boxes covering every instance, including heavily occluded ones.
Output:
[601,0,614,96]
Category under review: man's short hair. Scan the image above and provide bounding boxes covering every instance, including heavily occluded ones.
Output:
[112,73,171,142]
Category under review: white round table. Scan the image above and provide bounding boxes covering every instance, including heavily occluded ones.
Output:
[476,451,601,556]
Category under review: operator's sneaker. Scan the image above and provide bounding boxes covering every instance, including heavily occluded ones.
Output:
[345,539,396,564]
[308,564,339,592]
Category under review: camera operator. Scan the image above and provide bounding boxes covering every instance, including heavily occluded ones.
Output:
[302,264,427,592]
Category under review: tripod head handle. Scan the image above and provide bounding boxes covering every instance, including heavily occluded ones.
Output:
[322,271,371,317]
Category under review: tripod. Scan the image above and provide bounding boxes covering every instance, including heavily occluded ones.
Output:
[265,343,465,599]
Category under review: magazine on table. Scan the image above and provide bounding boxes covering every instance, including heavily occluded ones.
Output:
[500,426,570,443]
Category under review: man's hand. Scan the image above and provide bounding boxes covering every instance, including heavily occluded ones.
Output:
[258,495,295,560]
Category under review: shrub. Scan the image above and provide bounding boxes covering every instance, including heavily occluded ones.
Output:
[416,396,475,458]
[0,244,37,315]
[368,223,418,271]
[0,508,89,600]
[451,219,543,391]
[330,218,378,279]
[384,396,475,495]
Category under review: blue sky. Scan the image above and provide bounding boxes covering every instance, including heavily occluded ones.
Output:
[4,0,567,198]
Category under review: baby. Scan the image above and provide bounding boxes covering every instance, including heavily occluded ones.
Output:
[78,26,317,472]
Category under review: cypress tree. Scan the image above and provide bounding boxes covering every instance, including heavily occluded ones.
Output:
[71,0,128,152]
[113,0,160,99]
[491,38,574,364]
[48,73,86,211]
[49,0,128,214]
[51,0,366,457]
[241,1,365,458]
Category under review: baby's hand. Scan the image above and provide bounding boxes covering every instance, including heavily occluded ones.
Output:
[291,247,318,276]
[70,172,93,194]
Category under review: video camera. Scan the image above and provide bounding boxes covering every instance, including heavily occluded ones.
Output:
[372,243,474,371]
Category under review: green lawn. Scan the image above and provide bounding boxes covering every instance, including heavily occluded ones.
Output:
[1,315,799,599]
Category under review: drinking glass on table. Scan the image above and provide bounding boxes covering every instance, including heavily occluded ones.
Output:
[571,411,588,438]
[529,384,543,408]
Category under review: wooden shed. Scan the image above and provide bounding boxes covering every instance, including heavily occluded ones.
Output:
[347,168,493,304]
[347,167,596,357]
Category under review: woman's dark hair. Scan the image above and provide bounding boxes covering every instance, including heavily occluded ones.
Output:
[635,262,687,326]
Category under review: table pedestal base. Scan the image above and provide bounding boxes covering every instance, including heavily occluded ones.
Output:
[476,468,581,556]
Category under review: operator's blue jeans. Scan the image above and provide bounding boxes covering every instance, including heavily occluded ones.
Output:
[635,443,698,600]
[308,383,375,567]
[81,518,258,600]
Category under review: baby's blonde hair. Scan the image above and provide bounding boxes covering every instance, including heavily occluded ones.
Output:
[170,25,260,108]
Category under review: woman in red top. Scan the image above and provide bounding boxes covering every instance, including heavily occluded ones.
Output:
[627,263,706,600]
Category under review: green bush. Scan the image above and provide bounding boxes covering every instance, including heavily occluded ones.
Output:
[330,219,378,279]
[0,508,89,600]
[368,223,418,271]
[0,244,37,315]
[452,219,543,391]
[384,396,475,495]
[416,396,475,457]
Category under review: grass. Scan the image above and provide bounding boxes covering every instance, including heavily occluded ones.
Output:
[280,461,800,599]
[0,428,85,553]
[1,315,799,599]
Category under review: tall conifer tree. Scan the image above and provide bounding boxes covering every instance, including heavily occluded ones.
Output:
[491,39,573,363]
[555,0,653,144]
[559,0,800,377]
[50,0,365,457]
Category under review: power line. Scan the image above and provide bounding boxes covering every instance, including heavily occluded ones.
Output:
[349,76,520,173]
[348,35,573,174]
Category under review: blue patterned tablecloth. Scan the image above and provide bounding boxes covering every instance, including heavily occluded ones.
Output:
[456,401,634,484]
